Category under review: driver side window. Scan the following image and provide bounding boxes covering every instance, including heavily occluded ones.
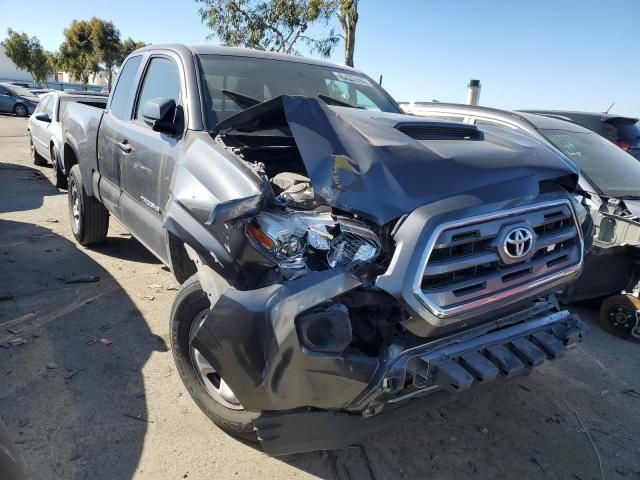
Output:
[134,57,181,122]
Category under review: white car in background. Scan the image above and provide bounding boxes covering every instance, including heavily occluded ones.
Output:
[27,91,108,188]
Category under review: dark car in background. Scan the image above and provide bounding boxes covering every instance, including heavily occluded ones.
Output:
[0,82,40,117]
[401,101,640,339]
[522,110,640,160]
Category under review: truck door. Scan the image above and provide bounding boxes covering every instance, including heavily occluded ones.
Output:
[96,55,143,217]
[118,54,184,262]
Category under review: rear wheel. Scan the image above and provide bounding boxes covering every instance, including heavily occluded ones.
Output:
[51,146,67,189]
[30,135,47,166]
[599,294,640,340]
[170,274,258,440]
[14,103,28,117]
[67,165,109,245]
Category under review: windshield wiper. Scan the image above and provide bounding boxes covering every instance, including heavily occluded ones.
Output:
[317,93,363,109]
[221,89,261,108]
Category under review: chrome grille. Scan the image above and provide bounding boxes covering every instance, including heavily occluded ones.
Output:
[415,201,583,317]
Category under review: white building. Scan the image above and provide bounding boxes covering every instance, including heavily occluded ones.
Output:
[0,47,34,82]
[56,70,108,87]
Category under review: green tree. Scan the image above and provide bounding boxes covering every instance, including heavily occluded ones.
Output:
[29,42,51,84]
[196,0,339,57]
[59,20,100,88]
[1,29,53,85]
[120,38,147,62]
[337,0,358,67]
[89,17,122,89]
[46,51,61,75]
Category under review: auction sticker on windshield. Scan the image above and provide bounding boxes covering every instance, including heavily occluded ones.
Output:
[333,71,372,87]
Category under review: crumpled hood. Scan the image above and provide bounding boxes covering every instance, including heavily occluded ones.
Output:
[214,95,579,225]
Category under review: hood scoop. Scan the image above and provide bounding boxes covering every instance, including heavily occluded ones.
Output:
[396,122,481,141]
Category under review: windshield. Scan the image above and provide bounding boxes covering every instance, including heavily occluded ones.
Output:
[540,128,640,197]
[6,84,34,97]
[197,54,400,127]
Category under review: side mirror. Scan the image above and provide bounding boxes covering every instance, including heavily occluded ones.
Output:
[142,97,177,134]
[34,112,51,123]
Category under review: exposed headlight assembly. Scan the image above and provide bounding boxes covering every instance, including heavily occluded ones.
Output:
[246,211,380,277]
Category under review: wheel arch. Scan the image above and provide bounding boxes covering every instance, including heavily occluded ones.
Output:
[63,141,78,177]
[166,231,197,284]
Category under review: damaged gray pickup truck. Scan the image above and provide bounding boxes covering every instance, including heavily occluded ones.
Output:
[62,44,588,455]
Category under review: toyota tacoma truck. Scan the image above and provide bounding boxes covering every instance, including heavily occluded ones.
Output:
[62,44,588,456]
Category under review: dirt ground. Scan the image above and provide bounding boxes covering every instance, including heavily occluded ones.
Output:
[0,114,639,480]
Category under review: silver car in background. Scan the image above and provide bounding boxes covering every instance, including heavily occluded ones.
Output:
[0,82,40,117]
[27,91,108,188]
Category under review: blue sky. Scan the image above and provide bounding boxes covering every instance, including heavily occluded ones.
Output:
[1,0,638,114]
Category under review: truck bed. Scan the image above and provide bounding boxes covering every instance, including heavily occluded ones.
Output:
[62,102,105,197]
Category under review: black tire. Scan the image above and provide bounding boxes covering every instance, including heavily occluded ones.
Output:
[599,294,640,340]
[67,165,109,246]
[170,274,258,440]
[30,135,47,166]
[51,146,68,189]
[14,103,28,117]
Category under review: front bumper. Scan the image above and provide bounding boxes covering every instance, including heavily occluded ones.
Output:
[191,268,587,455]
[255,310,586,456]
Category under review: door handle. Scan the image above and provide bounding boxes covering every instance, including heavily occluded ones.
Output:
[118,140,132,153]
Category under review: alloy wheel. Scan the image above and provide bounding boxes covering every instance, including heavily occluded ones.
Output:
[188,309,243,410]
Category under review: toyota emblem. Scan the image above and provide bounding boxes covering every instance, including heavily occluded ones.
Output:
[503,227,534,259]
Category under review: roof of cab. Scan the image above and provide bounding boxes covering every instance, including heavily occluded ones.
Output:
[134,43,358,71]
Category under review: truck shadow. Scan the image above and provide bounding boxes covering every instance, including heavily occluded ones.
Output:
[0,162,57,214]
[91,236,162,265]
[0,218,164,479]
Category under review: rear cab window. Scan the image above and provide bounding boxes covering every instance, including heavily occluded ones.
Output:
[109,55,143,120]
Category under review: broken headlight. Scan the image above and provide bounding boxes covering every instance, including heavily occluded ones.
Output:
[246,211,380,276]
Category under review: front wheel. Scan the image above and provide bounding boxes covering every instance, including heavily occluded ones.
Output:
[14,103,28,117]
[67,165,109,246]
[170,274,258,440]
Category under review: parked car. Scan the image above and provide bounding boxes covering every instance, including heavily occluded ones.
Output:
[402,102,640,339]
[0,82,39,117]
[27,91,108,187]
[521,110,640,160]
[62,45,588,455]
